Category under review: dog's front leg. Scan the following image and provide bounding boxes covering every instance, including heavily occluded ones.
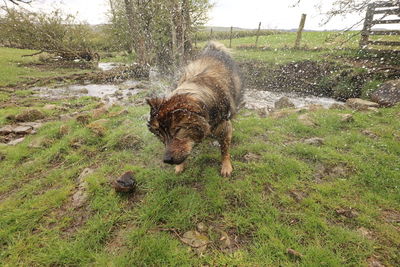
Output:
[216,120,233,177]
[175,163,185,174]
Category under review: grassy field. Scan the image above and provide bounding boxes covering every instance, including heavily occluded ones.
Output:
[0,37,399,265]
[0,47,92,87]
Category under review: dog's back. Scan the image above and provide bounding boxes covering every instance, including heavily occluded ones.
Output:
[173,42,242,122]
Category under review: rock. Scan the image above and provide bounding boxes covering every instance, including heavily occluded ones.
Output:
[19,122,43,130]
[304,137,324,146]
[361,130,378,139]
[298,114,316,126]
[197,222,208,233]
[12,125,33,134]
[0,125,13,135]
[218,230,233,250]
[274,97,295,109]
[43,104,58,110]
[329,103,346,110]
[346,98,379,111]
[77,88,89,94]
[270,109,298,119]
[335,208,358,218]
[72,190,87,208]
[370,79,400,107]
[257,108,270,118]
[15,109,45,122]
[287,248,303,258]
[8,137,25,146]
[307,104,324,111]
[181,230,209,249]
[243,152,261,162]
[113,171,137,193]
[76,114,91,125]
[340,114,354,123]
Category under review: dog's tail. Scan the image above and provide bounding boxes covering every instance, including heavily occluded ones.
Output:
[203,41,232,56]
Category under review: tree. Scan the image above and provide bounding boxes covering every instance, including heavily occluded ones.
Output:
[107,0,212,71]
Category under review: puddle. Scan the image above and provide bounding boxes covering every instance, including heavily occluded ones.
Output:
[34,78,342,109]
[97,62,124,71]
[243,89,343,110]
[34,80,144,104]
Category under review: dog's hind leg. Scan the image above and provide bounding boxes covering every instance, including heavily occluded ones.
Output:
[216,120,233,177]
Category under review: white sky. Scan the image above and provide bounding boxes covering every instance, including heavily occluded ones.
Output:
[12,0,396,30]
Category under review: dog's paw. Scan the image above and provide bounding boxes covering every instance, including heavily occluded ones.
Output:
[221,161,233,177]
[175,163,185,174]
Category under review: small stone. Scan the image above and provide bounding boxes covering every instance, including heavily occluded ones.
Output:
[197,222,208,232]
[0,125,13,135]
[8,137,25,146]
[12,125,33,134]
[243,152,261,162]
[274,97,295,109]
[329,103,346,110]
[289,190,305,202]
[298,114,316,126]
[287,248,303,258]
[304,137,324,146]
[307,104,324,111]
[181,231,209,249]
[340,114,354,123]
[335,208,358,218]
[113,171,137,193]
[371,79,400,107]
[346,98,379,111]
[72,190,87,208]
[361,130,378,139]
[43,104,58,110]
[15,109,45,122]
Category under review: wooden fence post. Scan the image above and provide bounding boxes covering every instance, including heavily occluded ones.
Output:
[229,26,233,48]
[255,22,261,47]
[294,14,307,49]
[360,3,375,49]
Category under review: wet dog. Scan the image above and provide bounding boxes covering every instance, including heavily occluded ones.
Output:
[146,42,242,177]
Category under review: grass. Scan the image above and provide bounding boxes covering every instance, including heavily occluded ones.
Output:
[0,47,92,87]
[0,92,399,266]
[0,37,399,265]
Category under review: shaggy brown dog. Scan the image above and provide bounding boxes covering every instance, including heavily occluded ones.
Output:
[146,41,242,177]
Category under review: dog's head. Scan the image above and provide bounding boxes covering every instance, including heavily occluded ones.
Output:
[146,95,210,165]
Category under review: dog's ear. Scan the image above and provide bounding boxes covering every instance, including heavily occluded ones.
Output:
[146,98,163,112]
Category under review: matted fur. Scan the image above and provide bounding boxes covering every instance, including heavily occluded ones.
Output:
[147,41,242,176]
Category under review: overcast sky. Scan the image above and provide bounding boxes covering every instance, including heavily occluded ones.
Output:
[16,0,385,30]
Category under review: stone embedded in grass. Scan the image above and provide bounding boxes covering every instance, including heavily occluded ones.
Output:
[340,114,354,123]
[0,125,13,135]
[289,190,306,202]
[335,208,359,218]
[196,222,208,233]
[274,96,295,109]
[346,98,379,111]
[7,137,25,146]
[12,125,33,134]
[243,152,261,162]
[329,103,346,110]
[306,104,324,111]
[371,79,400,107]
[72,168,94,208]
[15,109,45,122]
[298,113,316,126]
[361,130,378,139]
[43,104,58,110]
[113,171,137,193]
[304,137,324,146]
[287,248,304,259]
[181,230,209,252]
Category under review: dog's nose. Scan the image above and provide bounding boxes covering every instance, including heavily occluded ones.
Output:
[163,152,174,164]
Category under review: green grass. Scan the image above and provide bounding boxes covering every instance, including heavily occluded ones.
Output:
[0,92,399,266]
[0,47,90,87]
[0,35,399,265]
